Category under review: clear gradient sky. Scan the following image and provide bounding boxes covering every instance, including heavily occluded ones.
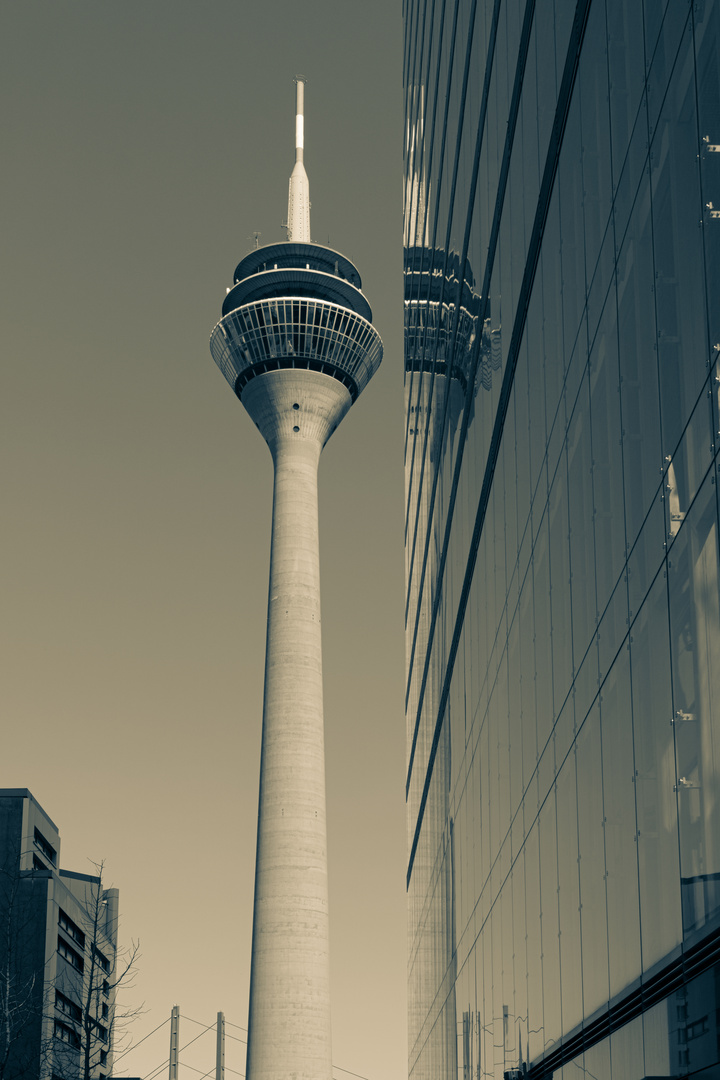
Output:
[1,4,405,1078]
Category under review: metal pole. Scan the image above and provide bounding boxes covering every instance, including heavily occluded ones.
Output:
[216,1012,225,1080]
[169,1004,180,1080]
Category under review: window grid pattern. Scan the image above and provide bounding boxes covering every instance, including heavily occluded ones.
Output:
[55,991,82,1025]
[404,0,720,1077]
[58,908,85,950]
[34,827,56,865]
[54,1020,80,1050]
[92,944,111,974]
[57,935,84,973]
[210,298,382,400]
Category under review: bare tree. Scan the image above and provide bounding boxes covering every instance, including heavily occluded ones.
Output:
[52,861,141,1080]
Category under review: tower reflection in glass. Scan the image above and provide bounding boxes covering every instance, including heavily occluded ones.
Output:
[404,2,720,1077]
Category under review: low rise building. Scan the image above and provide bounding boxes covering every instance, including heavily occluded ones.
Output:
[0,789,118,1080]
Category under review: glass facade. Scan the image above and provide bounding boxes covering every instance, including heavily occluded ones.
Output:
[403,1,720,1077]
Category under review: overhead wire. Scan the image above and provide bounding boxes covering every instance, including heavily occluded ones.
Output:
[177,1064,214,1079]
[140,1012,367,1080]
[176,1021,217,1051]
[143,1058,172,1080]
[112,1016,170,1063]
[142,1018,216,1079]
[181,1063,244,1078]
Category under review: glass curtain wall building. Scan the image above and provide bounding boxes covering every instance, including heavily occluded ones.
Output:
[403,1,720,1078]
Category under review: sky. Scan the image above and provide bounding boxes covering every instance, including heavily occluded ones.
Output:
[1,4,405,1079]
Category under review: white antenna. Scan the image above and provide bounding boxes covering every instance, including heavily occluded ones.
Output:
[287,76,311,242]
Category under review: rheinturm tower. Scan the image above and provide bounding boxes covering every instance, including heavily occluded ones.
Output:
[209,80,383,1080]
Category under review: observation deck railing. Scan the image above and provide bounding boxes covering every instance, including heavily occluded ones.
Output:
[210,297,383,402]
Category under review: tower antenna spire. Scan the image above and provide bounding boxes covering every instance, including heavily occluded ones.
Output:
[287,76,310,242]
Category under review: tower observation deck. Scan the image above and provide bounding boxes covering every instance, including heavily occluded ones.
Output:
[209,80,382,1080]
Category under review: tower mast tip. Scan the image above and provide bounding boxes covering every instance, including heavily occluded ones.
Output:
[287,78,310,242]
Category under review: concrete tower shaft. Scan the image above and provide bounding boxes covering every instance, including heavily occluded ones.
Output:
[241,370,351,1080]
[209,81,382,1080]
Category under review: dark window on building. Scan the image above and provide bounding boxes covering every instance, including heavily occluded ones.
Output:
[94,1021,108,1042]
[57,936,84,973]
[93,945,110,973]
[102,1003,109,1019]
[58,908,85,949]
[55,991,81,1024]
[32,855,46,872]
[687,1016,709,1040]
[34,827,56,865]
[54,1020,80,1049]
[102,979,109,996]
[100,1049,107,1064]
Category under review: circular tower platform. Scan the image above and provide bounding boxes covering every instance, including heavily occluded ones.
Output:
[210,241,383,407]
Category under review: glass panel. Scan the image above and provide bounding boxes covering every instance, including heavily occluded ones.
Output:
[610,1015,645,1080]
[668,471,720,935]
[626,488,665,620]
[533,513,553,751]
[694,0,720,350]
[583,1037,611,1080]
[643,997,673,1075]
[597,576,629,688]
[681,963,720,1075]
[630,571,682,970]
[555,748,582,1038]
[607,0,645,200]
[567,379,597,664]
[579,0,613,292]
[524,822,543,1061]
[511,844,528,1060]
[557,88,586,370]
[576,701,609,1016]
[539,792,561,1050]
[548,447,573,711]
[617,167,661,552]
[665,389,713,544]
[600,650,641,998]
[652,26,708,459]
